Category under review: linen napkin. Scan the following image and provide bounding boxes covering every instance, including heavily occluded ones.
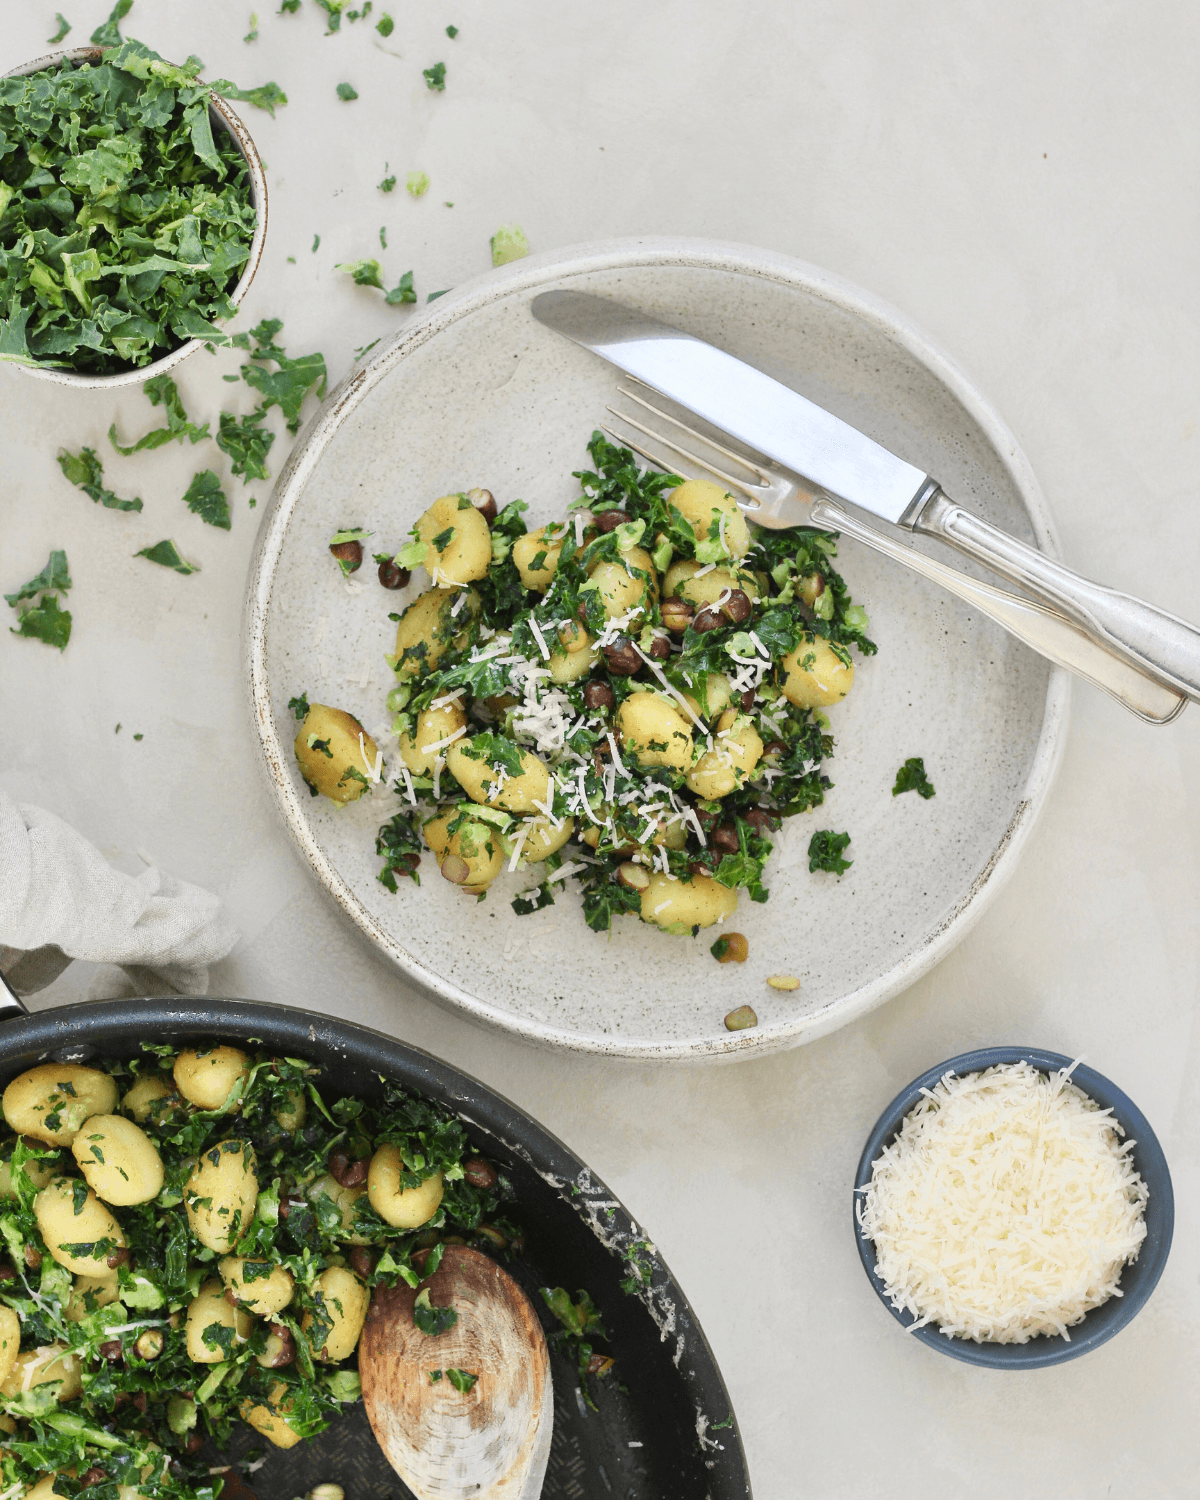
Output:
[0,791,239,998]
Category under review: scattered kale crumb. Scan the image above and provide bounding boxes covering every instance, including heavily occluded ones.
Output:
[288,692,310,720]
[540,1288,613,1405]
[446,1368,477,1393]
[446,24,458,38]
[892,757,935,799]
[423,61,446,90]
[376,11,394,35]
[133,732,144,741]
[427,289,450,303]
[6,550,72,650]
[407,171,430,198]
[137,539,199,575]
[280,0,301,10]
[354,338,381,361]
[115,723,121,733]
[90,0,131,46]
[48,13,72,43]
[312,233,321,252]
[711,1414,735,1431]
[379,166,397,193]
[217,407,276,483]
[58,448,142,512]
[109,374,209,454]
[337,82,359,101]
[287,256,296,263]
[413,1287,458,1336]
[808,829,852,875]
[245,12,259,41]
[380,226,387,249]
[233,317,328,434]
[183,470,231,530]
[491,224,528,266]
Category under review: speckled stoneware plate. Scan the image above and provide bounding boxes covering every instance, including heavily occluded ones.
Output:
[245,238,1069,1059]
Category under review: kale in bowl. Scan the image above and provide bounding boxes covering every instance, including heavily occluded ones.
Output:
[0,40,279,376]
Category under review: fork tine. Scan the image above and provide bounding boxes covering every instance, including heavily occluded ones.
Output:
[603,404,764,509]
[617,384,774,488]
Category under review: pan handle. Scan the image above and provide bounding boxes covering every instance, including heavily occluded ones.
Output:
[0,956,29,1021]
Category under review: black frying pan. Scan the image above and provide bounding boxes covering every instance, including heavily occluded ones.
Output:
[0,987,751,1499]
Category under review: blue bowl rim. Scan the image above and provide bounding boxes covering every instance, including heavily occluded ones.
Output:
[852,1046,1175,1369]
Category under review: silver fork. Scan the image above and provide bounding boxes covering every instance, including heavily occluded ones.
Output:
[601,386,1187,725]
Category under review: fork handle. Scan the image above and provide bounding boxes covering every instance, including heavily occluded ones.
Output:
[912,490,1200,701]
[809,498,1187,724]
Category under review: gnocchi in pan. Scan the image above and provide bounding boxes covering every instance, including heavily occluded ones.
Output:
[295,434,874,939]
[0,1043,521,1500]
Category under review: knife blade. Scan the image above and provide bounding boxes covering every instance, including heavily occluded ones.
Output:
[529,288,935,527]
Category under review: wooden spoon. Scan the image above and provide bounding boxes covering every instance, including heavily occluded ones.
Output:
[359,1244,553,1500]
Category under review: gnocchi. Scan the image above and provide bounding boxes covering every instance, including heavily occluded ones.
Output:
[3,1064,118,1146]
[416,493,493,587]
[186,1278,255,1364]
[367,1144,444,1229]
[303,1265,369,1361]
[185,1138,259,1253]
[293,704,379,805]
[71,1114,164,1205]
[35,1176,126,1276]
[173,1046,251,1113]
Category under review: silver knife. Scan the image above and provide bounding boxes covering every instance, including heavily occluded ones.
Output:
[530,289,1200,704]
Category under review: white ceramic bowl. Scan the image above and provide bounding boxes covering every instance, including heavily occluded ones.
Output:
[245,238,1069,1059]
[2,46,268,389]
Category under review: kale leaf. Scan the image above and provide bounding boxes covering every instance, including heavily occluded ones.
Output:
[90,0,132,45]
[6,554,72,650]
[423,62,446,91]
[136,539,199,574]
[58,448,143,512]
[5,550,72,606]
[48,14,72,43]
[808,829,852,875]
[893,757,935,799]
[108,374,210,453]
[182,470,231,530]
[375,809,423,891]
[413,1287,458,1336]
[235,318,327,433]
[216,407,275,482]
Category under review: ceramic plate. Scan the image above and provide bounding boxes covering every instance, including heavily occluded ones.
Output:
[245,238,1069,1059]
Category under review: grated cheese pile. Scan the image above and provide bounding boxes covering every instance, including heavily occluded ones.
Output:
[856,1060,1149,1344]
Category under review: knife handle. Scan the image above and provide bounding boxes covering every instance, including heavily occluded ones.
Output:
[913,490,1200,702]
[809,498,1187,724]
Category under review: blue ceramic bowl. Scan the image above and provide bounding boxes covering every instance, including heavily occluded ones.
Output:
[853,1046,1174,1369]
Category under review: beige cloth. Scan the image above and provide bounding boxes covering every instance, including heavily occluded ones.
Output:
[0,792,239,997]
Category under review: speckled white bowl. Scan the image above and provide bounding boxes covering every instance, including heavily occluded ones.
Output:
[2,46,267,388]
[245,238,1069,1059]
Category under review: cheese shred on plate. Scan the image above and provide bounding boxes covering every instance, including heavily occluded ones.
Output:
[857,1060,1149,1343]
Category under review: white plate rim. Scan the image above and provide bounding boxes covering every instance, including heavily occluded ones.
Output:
[243,236,1071,1059]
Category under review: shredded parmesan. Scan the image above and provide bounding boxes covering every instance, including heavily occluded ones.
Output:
[856,1061,1149,1344]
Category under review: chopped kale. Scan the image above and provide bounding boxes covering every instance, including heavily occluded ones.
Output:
[892,757,935,799]
[5,550,72,607]
[216,407,275,483]
[376,809,423,891]
[808,829,852,875]
[312,233,321,252]
[234,317,327,433]
[244,13,259,42]
[490,224,528,266]
[57,447,143,512]
[385,270,416,305]
[407,171,430,198]
[90,0,132,45]
[136,539,199,574]
[182,469,231,530]
[423,61,446,91]
[413,1287,458,1336]
[337,258,385,290]
[379,169,397,192]
[13,592,72,650]
[376,11,394,35]
[446,24,459,38]
[336,82,358,101]
[445,1367,477,1393]
[48,14,72,43]
[380,226,387,249]
[288,692,310,720]
[108,374,210,453]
